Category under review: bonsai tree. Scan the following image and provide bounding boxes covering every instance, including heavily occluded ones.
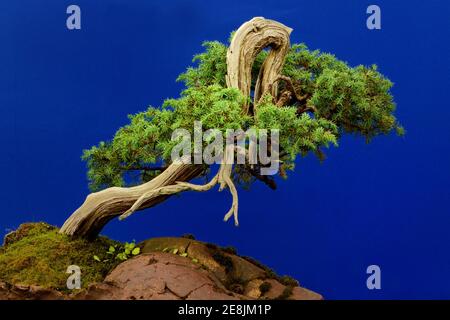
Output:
[60,17,403,239]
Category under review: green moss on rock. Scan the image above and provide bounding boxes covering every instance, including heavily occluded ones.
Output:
[181,234,196,240]
[221,246,237,255]
[211,250,234,274]
[279,275,299,287]
[277,285,294,300]
[0,222,121,291]
[259,281,272,295]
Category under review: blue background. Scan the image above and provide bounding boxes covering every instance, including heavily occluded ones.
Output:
[1,0,449,299]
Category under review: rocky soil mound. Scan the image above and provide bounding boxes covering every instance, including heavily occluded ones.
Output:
[0,224,322,300]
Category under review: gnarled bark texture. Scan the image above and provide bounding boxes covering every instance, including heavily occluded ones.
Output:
[226,17,292,112]
[60,17,293,239]
[60,164,204,238]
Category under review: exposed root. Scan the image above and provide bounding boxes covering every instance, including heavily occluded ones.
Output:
[222,172,239,226]
[120,149,240,226]
[119,175,219,221]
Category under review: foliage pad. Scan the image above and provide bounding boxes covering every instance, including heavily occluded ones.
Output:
[82,40,403,191]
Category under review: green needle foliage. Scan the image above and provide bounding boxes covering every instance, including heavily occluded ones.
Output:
[82,38,403,191]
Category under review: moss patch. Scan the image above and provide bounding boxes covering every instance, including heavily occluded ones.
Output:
[279,275,299,287]
[211,251,234,274]
[221,246,237,255]
[0,222,121,291]
[276,285,294,300]
[241,255,298,286]
[259,281,272,295]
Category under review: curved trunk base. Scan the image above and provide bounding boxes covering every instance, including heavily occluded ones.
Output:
[60,164,204,239]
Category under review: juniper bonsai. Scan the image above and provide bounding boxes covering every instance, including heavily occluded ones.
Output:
[60,17,402,238]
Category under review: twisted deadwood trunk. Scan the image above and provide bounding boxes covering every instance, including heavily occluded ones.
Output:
[60,17,293,239]
[226,17,292,112]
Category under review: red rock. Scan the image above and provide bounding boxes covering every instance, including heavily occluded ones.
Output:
[0,239,323,300]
